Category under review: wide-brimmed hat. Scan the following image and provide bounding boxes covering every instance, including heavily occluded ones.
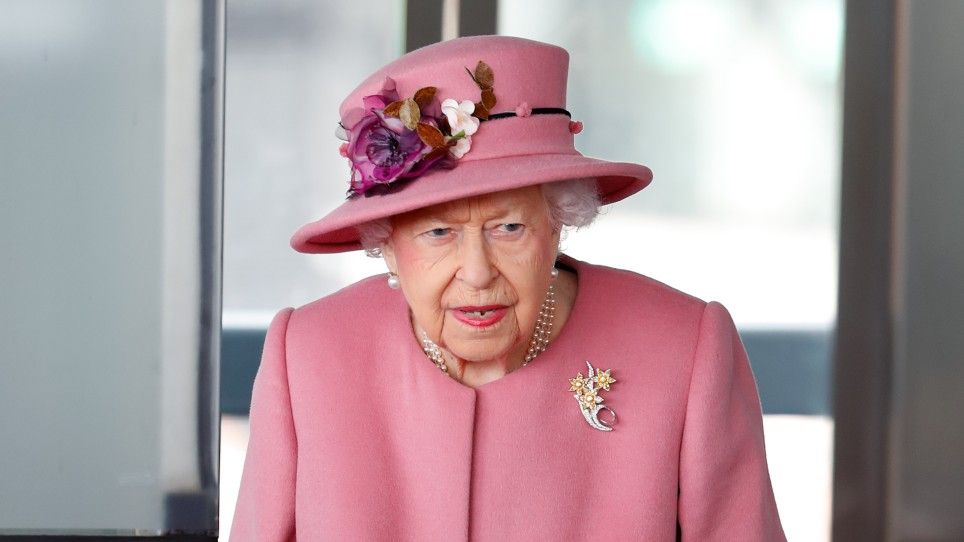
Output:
[291,35,653,254]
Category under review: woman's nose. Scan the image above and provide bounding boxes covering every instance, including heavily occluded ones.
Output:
[456,233,498,289]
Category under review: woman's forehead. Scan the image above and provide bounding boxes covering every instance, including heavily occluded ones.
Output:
[394,185,547,224]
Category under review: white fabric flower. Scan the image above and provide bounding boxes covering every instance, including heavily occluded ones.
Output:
[441,98,479,137]
[448,137,472,159]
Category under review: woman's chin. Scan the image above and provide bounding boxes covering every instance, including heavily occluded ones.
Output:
[440,312,519,362]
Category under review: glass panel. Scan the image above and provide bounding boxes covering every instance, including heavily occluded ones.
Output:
[501,0,840,328]
[499,0,842,540]
[0,0,221,535]
[222,0,405,323]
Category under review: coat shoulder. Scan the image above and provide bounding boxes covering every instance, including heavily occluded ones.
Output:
[278,274,407,381]
[287,274,390,332]
[575,259,708,320]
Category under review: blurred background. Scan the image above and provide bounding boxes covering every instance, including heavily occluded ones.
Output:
[222,0,840,537]
[2,0,962,540]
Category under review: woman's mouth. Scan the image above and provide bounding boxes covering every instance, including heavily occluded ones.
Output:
[451,305,508,328]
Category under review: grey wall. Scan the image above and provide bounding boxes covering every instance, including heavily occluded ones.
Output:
[0,0,221,535]
[891,1,964,538]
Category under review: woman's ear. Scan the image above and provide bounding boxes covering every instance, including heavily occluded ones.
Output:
[381,240,398,274]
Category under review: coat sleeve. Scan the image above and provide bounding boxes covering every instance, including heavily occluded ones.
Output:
[677,301,786,541]
[230,307,297,542]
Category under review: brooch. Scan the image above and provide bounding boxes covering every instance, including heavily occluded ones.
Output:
[568,361,618,431]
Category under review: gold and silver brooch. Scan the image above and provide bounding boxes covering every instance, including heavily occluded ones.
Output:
[569,361,618,431]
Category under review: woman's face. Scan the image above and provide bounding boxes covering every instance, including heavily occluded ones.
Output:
[382,185,560,364]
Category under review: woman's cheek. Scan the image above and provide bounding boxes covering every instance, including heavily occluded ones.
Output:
[399,252,454,332]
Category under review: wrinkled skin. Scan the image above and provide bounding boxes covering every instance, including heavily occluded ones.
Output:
[382,185,576,388]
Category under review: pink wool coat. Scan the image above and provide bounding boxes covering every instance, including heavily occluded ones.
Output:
[230,256,786,541]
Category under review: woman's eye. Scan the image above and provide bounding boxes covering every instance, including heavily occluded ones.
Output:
[498,223,524,233]
[425,227,451,238]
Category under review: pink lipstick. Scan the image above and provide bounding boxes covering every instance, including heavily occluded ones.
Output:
[451,305,507,328]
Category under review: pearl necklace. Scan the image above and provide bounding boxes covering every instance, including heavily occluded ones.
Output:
[420,281,557,377]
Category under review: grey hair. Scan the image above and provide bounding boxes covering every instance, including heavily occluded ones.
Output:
[358,216,393,258]
[357,177,601,258]
[542,177,601,229]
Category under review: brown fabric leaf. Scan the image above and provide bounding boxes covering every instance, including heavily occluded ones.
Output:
[413,87,437,109]
[474,61,494,89]
[481,88,496,110]
[424,147,449,161]
[474,102,490,120]
[416,122,446,148]
[383,100,403,117]
[398,98,420,130]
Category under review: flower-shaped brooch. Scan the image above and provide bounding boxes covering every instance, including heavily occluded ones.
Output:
[568,361,618,431]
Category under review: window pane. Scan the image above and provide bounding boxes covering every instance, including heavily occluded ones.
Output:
[223,0,405,323]
[500,0,841,329]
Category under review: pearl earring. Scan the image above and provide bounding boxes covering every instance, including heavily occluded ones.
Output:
[387,272,400,289]
[551,267,559,279]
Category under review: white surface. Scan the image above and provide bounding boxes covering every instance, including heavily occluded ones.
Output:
[564,213,838,329]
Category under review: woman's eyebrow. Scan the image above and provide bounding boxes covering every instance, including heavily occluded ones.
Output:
[484,207,530,221]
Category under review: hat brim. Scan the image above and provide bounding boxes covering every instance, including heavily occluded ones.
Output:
[290,152,653,254]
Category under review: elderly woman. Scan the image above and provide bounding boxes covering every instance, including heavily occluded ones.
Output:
[231,36,786,541]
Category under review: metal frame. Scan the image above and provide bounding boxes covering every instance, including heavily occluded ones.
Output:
[831,0,899,539]
[405,0,496,52]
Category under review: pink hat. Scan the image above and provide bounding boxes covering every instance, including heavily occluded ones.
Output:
[290,35,653,254]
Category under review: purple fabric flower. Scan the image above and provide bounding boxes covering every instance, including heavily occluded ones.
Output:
[345,111,421,194]
[341,79,463,196]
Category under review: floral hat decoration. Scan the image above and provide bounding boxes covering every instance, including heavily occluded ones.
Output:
[337,61,499,197]
[291,35,654,254]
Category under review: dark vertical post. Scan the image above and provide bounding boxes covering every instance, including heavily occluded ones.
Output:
[832,0,898,540]
[198,0,225,527]
[458,0,497,37]
[405,0,444,52]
